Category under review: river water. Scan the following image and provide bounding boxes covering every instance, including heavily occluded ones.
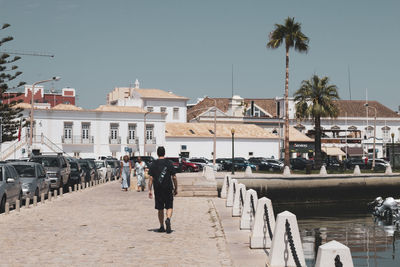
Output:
[275,202,400,267]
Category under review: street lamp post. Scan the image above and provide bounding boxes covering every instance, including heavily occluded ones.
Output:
[29,77,61,153]
[392,132,395,169]
[143,111,150,156]
[231,128,235,175]
[364,104,377,170]
[212,99,217,168]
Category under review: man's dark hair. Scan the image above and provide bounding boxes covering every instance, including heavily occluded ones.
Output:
[157,146,165,157]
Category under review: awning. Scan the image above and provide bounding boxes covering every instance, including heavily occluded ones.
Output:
[341,146,364,157]
[322,146,346,156]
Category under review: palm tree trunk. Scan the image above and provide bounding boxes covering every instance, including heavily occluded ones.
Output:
[284,47,290,167]
[314,116,322,169]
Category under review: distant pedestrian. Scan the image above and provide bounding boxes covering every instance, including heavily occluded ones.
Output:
[120,155,132,191]
[135,157,147,192]
[148,146,178,234]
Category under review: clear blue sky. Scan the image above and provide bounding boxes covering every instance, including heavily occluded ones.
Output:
[1,0,399,110]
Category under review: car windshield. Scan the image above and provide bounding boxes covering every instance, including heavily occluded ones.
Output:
[31,157,58,167]
[13,165,35,177]
[79,161,89,168]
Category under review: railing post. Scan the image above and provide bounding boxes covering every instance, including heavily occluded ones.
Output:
[268,211,305,267]
[226,179,237,207]
[232,183,246,217]
[240,189,258,230]
[221,175,231,199]
[33,196,37,207]
[315,240,354,267]
[41,193,45,204]
[250,197,275,249]
[5,202,10,214]
[25,198,30,208]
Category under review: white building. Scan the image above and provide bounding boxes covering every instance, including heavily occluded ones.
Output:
[164,123,280,159]
[107,79,188,123]
[0,103,166,160]
[189,96,400,159]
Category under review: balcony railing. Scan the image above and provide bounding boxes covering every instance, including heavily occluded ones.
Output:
[62,135,94,144]
[127,137,139,145]
[146,137,156,144]
[109,136,121,144]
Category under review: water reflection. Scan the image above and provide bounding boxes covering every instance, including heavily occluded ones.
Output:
[275,202,400,267]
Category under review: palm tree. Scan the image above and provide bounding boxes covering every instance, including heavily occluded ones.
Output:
[267,17,309,167]
[294,75,340,168]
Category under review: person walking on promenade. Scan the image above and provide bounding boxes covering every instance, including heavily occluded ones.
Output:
[120,155,132,191]
[135,157,147,192]
[148,146,178,234]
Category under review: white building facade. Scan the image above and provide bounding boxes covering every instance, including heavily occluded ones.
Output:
[0,104,166,160]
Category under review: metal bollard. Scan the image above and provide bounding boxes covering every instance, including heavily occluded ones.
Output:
[54,190,57,199]
[86,182,89,188]
[60,187,63,197]
[68,186,72,193]
[48,191,52,201]
[25,198,30,208]
[41,193,45,204]
[33,196,37,207]
[5,202,9,215]
[16,200,20,212]
[74,184,77,191]
[78,184,81,191]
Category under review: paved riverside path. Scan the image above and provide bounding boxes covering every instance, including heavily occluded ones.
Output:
[0,181,233,266]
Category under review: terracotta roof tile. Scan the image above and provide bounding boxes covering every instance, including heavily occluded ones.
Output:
[335,100,399,118]
[135,89,189,100]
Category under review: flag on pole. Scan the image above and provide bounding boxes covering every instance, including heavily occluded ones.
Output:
[18,119,22,141]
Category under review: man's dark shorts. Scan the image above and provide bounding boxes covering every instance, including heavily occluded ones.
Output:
[155,191,173,210]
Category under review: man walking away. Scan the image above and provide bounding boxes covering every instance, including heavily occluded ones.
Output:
[148,146,178,233]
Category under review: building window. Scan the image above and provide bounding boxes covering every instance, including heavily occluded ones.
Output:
[181,145,187,150]
[128,124,136,140]
[82,123,90,140]
[365,126,374,139]
[249,152,253,156]
[74,152,80,158]
[110,124,119,140]
[173,107,179,120]
[160,107,167,113]
[146,125,154,140]
[382,128,390,142]
[64,122,72,140]
[147,106,154,112]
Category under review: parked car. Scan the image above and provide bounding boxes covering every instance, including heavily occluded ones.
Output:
[265,159,284,171]
[323,157,342,170]
[188,158,221,170]
[290,157,313,170]
[248,158,270,171]
[234,157,256,171]
[66,158,86,185]
[95,160,112,181]
[165,157,183,173]
[367,158,390,170]
[78,159,95,183]
[216,158,232,171]
[0,162,22,213]
[181,158,199,172]
[9,162,49,201]
[105,159,121,180]
[83,158,100,180]
[344,158,366,169]
[30,154,71,190]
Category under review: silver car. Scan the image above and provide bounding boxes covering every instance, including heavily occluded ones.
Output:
[0,163,22,213]
[9,162,50,201]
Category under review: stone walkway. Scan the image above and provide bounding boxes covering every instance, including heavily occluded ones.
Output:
[0,181,232,266]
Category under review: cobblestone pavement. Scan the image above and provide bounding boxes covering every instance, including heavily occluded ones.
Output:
[0,181,232,266]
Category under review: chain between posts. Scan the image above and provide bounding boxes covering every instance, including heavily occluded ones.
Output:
[264,204,273,239]
[335,255,343,267]
[250,194,255,216]
[285,219,301,267]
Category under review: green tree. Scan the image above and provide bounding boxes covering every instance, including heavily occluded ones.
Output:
[0,23,25,143]
[267,17,309,167]
[294,75,340,168]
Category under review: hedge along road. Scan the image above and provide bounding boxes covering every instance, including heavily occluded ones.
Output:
[0,180,232,266]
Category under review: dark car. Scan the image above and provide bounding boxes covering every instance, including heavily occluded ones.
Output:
[30,154,70,190]
[78,159,95,183]
[290,157,313,170]
[344,158,366,169]
[165,157,183,173]
[105,159,120,180]
[83,158,100,180]
[1,162,23,212]
[248,158,270,171]
[216,158,232,171]
[233,157,256,171]
[66,158,85,185]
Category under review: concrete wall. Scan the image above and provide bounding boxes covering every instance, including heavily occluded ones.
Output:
[165,137,279,159]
